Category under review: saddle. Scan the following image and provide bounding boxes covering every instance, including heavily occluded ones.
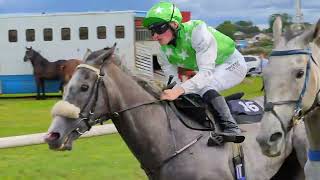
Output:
[172,94,213,130]
[171,92,263,131]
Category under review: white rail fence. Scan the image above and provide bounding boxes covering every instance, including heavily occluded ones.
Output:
[0,124,117,149]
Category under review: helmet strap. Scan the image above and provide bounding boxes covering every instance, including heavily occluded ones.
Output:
[167,3,178,46]
[168,24,178,47]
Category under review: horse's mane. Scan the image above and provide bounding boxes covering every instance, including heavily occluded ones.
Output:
[111,55,163,98]
[30,49,50,62]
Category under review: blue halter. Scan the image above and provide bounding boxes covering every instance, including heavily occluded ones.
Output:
[268,49,320,161]
[269,49,312,116]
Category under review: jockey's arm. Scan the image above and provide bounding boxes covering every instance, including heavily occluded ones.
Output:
[158,50,181,85]
[179,23,218,94]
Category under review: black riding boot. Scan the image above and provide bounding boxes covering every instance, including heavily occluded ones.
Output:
[203,90,245,145]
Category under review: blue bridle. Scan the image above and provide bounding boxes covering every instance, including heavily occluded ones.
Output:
[265,49,320,161]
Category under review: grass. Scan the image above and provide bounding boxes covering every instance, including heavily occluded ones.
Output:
[0,77,263,180]
[0,134,145,180]
[0,97,58,137]
[222,76,263,99]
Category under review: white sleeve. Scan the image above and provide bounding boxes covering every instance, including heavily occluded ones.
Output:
[158,50,181,85]
[180,23,218,94]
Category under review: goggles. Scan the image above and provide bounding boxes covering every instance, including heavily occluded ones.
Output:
[148,22,170,36]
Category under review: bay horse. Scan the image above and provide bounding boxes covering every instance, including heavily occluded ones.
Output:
[23,47,82,99]
[45,44,306,179]
[256,17,320,179]
[59,59,83,87]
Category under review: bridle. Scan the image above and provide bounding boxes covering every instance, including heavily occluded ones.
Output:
[73,64,107,134]
[71,62,203,177]
[264,49,319,134]
[73,63,163,134]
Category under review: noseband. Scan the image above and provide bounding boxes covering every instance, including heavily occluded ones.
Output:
[264,49,319,133]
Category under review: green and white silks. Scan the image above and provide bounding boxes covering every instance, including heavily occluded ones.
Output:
[157,20,247,95]
[160,20,235,71]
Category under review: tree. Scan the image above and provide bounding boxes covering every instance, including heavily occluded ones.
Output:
[228,20,261,36]
[216,21,237,39]
[235,20,253,27]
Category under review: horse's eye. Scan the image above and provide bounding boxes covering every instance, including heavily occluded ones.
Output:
[296,70,304,79]
[80,84,89,91]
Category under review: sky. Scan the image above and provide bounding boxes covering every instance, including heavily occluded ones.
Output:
[0,0,319,29]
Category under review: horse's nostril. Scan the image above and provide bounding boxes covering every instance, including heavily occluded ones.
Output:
[270,132,282,142]
[45,132,60,142]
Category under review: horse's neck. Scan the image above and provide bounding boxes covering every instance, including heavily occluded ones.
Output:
[106,64,175,168]
[305,109,320,150]
[302,44,320,149]
[31,52,49,66]
[303,44,320,152]
[311,43,320,80]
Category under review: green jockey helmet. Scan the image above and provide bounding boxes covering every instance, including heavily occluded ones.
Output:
[143,1,183,28]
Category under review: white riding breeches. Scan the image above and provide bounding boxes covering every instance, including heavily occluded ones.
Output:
[199,49,247,96]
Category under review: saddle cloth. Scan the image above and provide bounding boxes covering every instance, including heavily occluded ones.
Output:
[173,93,263,129]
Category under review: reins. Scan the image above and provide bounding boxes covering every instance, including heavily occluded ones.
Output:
[75,61,203,177]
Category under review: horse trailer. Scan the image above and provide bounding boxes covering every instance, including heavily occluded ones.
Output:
[0,11,191,94]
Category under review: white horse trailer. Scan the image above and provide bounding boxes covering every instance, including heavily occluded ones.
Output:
[0,11,163,94]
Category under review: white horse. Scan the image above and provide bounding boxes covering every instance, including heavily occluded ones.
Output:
[256,16,320,180]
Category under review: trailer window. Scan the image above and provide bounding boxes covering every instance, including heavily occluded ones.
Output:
[26,29,35,42]
[61,28,71,40]
[115,26,125,39]
[8,30,18,42]
[79,27,88,40]
[97,26,106,39]
[136,28,152,41]
[43,28,53,41]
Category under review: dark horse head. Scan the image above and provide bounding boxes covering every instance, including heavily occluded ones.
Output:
[23,46,39,62]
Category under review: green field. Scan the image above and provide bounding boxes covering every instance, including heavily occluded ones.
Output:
[0,77,263,180]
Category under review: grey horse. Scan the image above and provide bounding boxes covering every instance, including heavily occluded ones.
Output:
[45,44,305,180]
[256,16,320,180]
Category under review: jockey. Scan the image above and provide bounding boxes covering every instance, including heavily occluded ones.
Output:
[143,2,247,145]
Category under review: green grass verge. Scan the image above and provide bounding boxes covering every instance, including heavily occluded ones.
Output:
[222,76,263,99]
[0,134,146,180]
[0,77,263,180]
[0,98,58,137]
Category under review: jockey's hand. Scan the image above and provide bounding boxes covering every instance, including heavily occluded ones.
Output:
[160,87,185,101]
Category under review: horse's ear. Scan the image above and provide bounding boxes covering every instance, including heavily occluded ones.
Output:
[110,43,117,53]
[96,46,116,64]
[103,43,117,50]
[313,19,320,47]
[112,42,117,48]
[83,48,92,61]
[273,16,283,47]
[296,19,320,47]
